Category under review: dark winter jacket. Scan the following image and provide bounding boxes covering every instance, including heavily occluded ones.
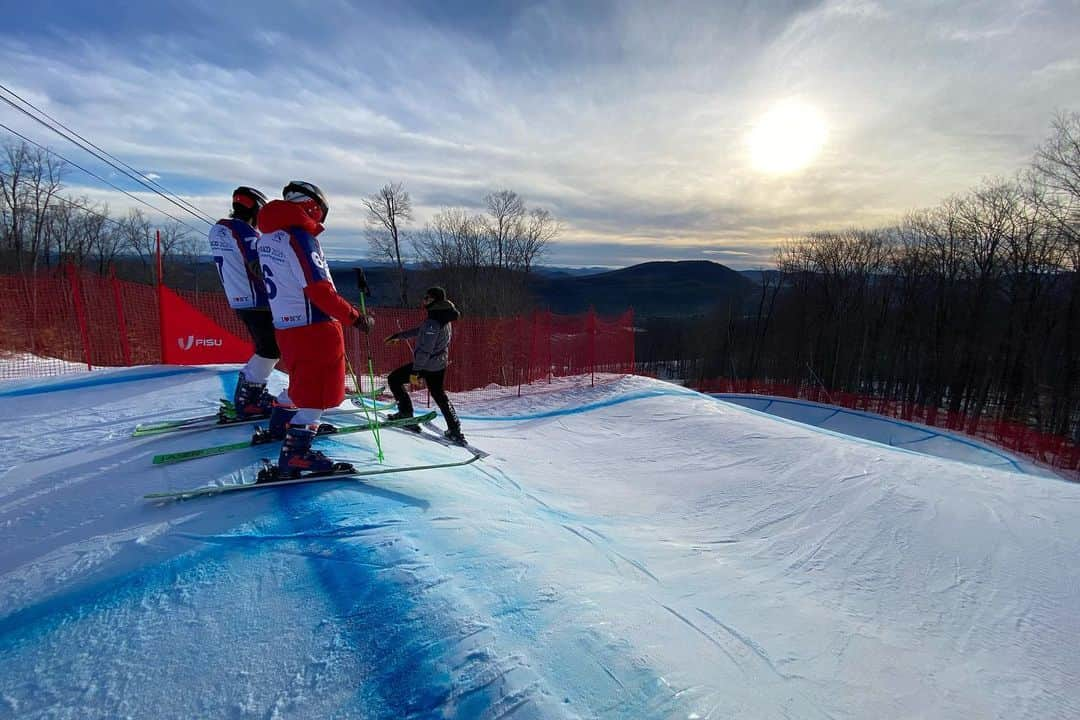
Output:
[391,300,461,372]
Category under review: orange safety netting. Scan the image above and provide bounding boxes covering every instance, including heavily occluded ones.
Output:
[0,267,635,401]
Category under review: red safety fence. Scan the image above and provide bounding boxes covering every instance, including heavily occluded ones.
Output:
[0,267,635,402]
[693,378,1080,480]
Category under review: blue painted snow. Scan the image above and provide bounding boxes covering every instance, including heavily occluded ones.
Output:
[0,366,208,397]
[0,482,486,718]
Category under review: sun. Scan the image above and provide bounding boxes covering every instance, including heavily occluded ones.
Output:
[747,100,828,174]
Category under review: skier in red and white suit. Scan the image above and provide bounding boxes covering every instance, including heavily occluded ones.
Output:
[256,181,372,477]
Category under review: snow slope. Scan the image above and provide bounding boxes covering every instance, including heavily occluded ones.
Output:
[0,368,1078,719]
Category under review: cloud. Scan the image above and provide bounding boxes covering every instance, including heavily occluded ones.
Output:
[824,0,888,19]
[1032,57,1080,81]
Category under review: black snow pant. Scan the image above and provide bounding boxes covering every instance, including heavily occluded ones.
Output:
[388,363,460,432]
[236,308,280,359]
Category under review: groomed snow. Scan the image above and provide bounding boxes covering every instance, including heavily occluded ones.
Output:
[0,352,88,379]
[0,368,1078,719]
[715,393,1057,478]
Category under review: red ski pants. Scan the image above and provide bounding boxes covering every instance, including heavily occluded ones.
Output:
[275,320,346,409]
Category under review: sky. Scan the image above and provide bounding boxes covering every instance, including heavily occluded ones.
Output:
[0,0,1078,268]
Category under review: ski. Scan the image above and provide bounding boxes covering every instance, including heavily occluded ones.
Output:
[133,400,238,436]
[144,449,485,501]
[371,408,489,458]
[134,388,386,438]
[410,423,489,459]
[151,411,437,466]
[349,395,396,411]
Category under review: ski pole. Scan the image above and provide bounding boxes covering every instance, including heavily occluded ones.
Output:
[354,267,384,461]
[394,318,415,354]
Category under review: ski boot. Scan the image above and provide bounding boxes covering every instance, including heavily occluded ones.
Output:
[441,402,464,445]
[265,404,297,440]
[252,405,337,444]
[259,424,355,482]
[387,410,421,433]
[230,372,275,420]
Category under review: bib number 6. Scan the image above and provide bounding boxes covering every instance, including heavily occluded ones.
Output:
[262,264,277,299]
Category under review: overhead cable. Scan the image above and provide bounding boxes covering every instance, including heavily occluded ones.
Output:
[0,83,214,225]
[0,121,206,234]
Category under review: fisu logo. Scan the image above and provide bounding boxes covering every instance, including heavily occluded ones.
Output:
[177,336,223,350]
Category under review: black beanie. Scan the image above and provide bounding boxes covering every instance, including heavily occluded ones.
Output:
[425,286,446,303]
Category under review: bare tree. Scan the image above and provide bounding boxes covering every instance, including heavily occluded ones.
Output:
[413,208,486,269]
[363,182,413,306]
[57,198,113,270]
[72,207,111,270]
[1031,111,1080,277]
[511,208,558,272]
[0,141,66,273]
[413,205,536,316]
[25,148,64,275]
[91,210,128,275]
[42,201,75,268]
[0,141,30,270]
[119,209,156,282]
[484,190,525,269]
[157,221,199,286]
[1033,111,1080,204]
[1029,115,1080,435]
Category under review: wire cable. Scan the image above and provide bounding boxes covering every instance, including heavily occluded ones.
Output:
[0,85,214,225]
[0,121,206,234]
[0,83,216,224]
[36,193,126,229]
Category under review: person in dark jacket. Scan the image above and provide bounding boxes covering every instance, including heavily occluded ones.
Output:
[384,287,465,444]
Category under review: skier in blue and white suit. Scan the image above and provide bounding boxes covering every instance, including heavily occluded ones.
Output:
[208,186,279,418]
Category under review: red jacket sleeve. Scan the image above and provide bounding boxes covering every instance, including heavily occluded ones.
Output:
[303,280,360,325]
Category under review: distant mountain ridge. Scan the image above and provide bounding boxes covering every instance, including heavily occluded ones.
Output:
[326,259,753,317]
[530,266,611,279]
[528,260,754,317]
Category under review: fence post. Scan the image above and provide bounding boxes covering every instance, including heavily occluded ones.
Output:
[546,311,553,384]
[524,311,540,395]
[65,264,93,371]
[110,265,132,367]
[589,306,596,387]
[155,229,163,286]
[156,230,168,365]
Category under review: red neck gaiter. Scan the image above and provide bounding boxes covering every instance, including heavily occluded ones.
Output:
[258,199,324,236]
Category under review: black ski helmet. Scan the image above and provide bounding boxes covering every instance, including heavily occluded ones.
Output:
[231,186,268,219]
[283,180,329,220]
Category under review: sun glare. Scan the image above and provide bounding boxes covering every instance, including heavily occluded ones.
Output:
[748,100,828,174]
